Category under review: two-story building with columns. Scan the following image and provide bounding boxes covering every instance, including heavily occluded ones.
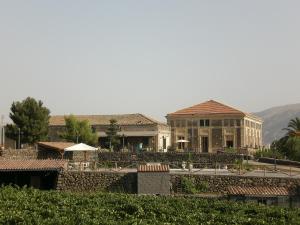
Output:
[166,100,263,153]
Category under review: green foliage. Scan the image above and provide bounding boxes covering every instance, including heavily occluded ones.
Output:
[0,186,299,225]
[224,147,238,154]
[105,119,120,151]
[5,97,50,145]
[180,177,209,194]
[60,115,98,146]
[271,117,300,161]
[255,148,284,159]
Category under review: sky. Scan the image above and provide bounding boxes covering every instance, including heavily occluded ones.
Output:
[0,0,299,122]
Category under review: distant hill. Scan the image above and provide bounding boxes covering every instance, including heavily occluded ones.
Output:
[254,103,300,145]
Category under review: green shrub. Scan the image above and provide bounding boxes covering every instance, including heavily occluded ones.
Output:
[181,177,198,194]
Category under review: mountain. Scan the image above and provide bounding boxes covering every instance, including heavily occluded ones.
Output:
[254,103,300,145]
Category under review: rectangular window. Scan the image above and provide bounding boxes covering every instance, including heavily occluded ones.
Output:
[187,120,192,127]
[236,120,241,127]
[205,120,210,127]
[230,119,235,127]
[200,120,205,127]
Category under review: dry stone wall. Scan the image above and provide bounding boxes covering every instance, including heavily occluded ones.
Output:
[98,152,242,167]
[56,170,300,196]
[0,149,38,160]
[171,174,300,194]
[56,171,137,193]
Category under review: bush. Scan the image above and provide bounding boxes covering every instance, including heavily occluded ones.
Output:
[254,149,284,159]
[181,177,209,194]
[0,186,299,224]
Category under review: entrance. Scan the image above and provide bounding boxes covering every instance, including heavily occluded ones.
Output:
[226,140,234,148]
[201,137,209,153]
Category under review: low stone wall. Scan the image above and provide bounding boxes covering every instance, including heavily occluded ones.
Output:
[0,148,38,160]
[98,152,242,167]
[258,157,300,168]
[56,171,137,193]
[170,174,300,194]
[55,170,300,195]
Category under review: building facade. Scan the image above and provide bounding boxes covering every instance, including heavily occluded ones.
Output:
[49,114,171,152]
[166,100,263,153]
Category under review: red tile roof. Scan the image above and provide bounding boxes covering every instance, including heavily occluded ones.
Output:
[138,164,170,172]
[49,114,165,126]
[169,100,246,116]
[38,142,75,152]
[0,160,67,171]
[227,186,290,196]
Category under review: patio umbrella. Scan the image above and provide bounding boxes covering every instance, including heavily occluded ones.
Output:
[64,143,98,161]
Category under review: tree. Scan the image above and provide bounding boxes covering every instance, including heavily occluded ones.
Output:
[60,115,98,146]
[273,117,300,161]
[5,97,50,146]
[284,117,300,137]
[105,119,120,151]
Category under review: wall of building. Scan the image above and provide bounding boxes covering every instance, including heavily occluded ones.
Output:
[167,115,263,153]
[0,148,38,160]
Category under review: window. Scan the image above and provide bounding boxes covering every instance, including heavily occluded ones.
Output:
[200,120,205,127]
[205,120,210,127]
[200,119,210,127]
[236,120,241,127]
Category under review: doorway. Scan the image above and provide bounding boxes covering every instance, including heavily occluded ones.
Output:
[201,137,209,153]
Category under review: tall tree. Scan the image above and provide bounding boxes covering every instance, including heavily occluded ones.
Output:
[60,115,98,146]
[105,119,120,151]
[274,117,300,161]
[5,97,50,146]
[284,117,300,137]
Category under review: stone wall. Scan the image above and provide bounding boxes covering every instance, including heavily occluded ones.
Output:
[0,148,38,160]
[55,170,300,196]
[98,152,242,168]
[56,171,137,193]
[170,174,300,194]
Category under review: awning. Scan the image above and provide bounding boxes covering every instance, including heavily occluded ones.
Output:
[64,143,98,152]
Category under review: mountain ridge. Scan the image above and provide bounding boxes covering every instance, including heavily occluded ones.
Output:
[254,103,300,145]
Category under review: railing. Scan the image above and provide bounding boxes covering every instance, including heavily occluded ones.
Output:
[65,160,300,178]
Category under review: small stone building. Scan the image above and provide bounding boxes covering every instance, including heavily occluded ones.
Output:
[166,100,263,153]
[138,164,170,195]
[49,114,171,152]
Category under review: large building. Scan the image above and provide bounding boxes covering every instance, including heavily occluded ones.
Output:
[49,114,171,152]
[166,100,263,153]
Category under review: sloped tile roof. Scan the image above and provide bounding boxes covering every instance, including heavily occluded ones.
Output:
[168,100,246,116]
[0,160,67,171]
[138,164,170,172]
[49,113,165,126]
[168,100,262,121]
[38,142,75,151]
[227,186,290,196]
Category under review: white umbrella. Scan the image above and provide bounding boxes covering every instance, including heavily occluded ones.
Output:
[176,140,190,143]
[64,143,98,161]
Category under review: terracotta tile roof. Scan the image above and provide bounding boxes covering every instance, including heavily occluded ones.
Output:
[38,142,75,151]
[168,100,247,116]
[138,164,170,172]
[0,160,67,171]
[49,113,165,126]
[227,186,290,196]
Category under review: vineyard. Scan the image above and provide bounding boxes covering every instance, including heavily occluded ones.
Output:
[0,186,300,225]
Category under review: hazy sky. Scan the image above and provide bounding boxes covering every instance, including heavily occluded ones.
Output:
[0,0,299,122]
